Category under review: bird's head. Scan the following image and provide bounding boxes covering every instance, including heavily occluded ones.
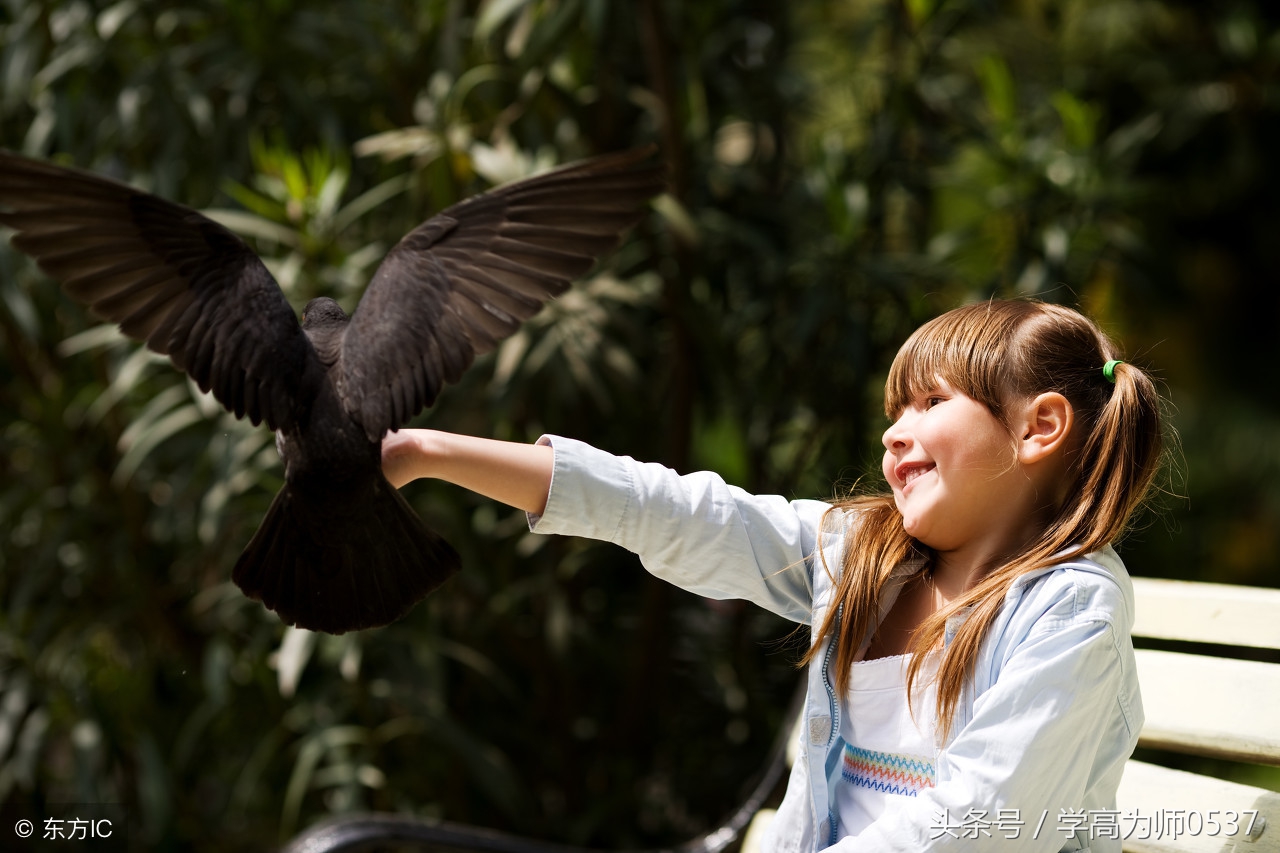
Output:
[301,297,350,330]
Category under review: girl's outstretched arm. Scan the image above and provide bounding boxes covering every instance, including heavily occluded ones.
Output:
[381,428,554,515]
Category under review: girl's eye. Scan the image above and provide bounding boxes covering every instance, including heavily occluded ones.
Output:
[924,395,944,409]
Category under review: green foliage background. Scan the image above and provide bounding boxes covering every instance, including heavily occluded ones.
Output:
[2,0,1278,849]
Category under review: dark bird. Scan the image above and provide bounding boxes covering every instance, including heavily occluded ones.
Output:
[0,145,664,633]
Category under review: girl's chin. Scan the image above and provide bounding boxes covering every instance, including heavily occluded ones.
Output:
[899,514,925,539]
[899,515,944,551]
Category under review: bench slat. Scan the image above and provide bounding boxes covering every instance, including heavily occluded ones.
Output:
[1131,577,1280,650]
[1134,649,1280,765]
[1117,760,1280,852]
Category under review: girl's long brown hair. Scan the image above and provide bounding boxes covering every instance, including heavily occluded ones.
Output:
[801,300,1165,742]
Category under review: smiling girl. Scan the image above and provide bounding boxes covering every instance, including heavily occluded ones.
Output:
[382,299,1165,852]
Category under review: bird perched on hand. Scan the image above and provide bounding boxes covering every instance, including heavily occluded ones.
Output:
[0,145,664,634]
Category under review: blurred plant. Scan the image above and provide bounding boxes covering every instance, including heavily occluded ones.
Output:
[210,136,413,305]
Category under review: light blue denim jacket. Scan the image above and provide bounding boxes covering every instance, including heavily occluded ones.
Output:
[528,436,1143,853]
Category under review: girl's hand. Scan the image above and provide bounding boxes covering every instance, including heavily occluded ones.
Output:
[381,428,433,488]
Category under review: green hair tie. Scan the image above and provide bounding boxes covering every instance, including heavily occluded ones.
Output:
[1103,360,1124,383]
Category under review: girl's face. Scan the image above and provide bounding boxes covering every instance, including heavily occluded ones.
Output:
[882,380,1035,565]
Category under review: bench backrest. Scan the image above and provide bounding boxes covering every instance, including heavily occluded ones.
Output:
[1117,577,1280,853]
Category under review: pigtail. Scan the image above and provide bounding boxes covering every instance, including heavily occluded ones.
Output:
[1062,358,1164,552]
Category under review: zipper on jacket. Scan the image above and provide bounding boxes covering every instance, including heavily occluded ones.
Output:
[819,608,841,848]
[820,605,841,741]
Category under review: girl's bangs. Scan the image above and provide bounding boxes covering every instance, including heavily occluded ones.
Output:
[883,303,1021,418]
[884,332,953,417]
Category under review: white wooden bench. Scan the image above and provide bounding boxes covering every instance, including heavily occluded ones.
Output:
[743,577,1280,853]
[1117,577,1280,853]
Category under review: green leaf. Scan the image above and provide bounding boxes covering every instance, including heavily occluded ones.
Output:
[977,54,1016,125]
[352,127,443,163]
[113,394,206,486]
[281,725,371,837]
[274,627,316,699]
[57,324,125,357]
[220,178,290,222]
[313,162,349,222]
[204,208,302,248]
[905,0,935,28]
[31,42,98,90]
[83,345,166,425]
[95,1,136,40]
[513,0,583,73]
[282,155,308,203]
[1052,90,1101,149]
[331,174,411,235]
[475,0,533,40]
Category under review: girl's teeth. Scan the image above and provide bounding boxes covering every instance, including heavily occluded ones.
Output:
[903,465,931,486]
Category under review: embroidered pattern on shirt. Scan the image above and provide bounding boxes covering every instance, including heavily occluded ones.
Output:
[841,744,936,795]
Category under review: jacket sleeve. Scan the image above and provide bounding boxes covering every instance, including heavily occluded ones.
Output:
[832,608,1136,852]
[526,435,837,624]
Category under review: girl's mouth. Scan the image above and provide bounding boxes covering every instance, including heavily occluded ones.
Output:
[896,462,935,490]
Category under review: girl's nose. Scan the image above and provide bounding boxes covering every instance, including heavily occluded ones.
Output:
[882,415,909,451]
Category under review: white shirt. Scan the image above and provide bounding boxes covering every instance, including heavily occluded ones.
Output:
[835,653,939,837]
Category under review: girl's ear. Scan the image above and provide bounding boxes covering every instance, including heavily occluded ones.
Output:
[1017,392,1073,464]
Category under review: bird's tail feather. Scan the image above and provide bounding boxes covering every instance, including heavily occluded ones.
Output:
[232,477,460,633]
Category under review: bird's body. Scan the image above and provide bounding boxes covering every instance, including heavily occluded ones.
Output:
[0,146,664,633]
[232,297,460,632]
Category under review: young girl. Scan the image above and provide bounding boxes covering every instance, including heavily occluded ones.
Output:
[381,299,1164,852]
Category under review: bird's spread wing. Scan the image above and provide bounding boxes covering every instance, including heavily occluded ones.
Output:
[338,145,665,441]
[0,151,316,432]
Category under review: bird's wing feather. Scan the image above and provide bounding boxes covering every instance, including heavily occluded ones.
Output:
[0,151,317,431]
[339,145,664,441]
